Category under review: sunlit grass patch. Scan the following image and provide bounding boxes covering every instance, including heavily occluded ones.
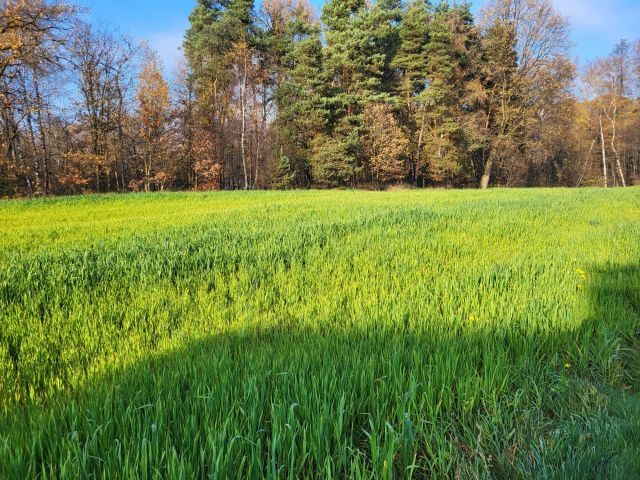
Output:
[1,188,639,478]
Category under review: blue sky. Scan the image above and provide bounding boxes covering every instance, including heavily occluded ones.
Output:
[78,0,640,72]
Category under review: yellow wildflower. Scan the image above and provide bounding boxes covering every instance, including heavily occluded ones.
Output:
[577,268,587,282]
[564,363,572,369]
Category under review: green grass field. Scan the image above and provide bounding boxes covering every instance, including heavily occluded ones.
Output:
[1,188,639,479]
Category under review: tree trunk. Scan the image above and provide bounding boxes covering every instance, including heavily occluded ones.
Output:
[144,151,152,192]
[576,138,596,187]
[240,52,249,190]
[32,72,50,194]
[598,114,608,188]
[116,80,127,191]
[607,102,626,187]
[480,157,493,189]
[415,105,426,186]
[25,103,42,194]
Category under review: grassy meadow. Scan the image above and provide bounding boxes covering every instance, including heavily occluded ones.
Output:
[1,188,639,479]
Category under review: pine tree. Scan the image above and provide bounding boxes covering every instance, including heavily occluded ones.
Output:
[184,0,256,187]
[393,0,431,101]
[274,21,328,187]
[479,20,520,189]
[316,0,403,186]
[418,2,462,184]
[448,3,485,185]
[392,0,432,181]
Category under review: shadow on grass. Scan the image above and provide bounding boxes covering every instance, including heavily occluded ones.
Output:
[1,264,639,479]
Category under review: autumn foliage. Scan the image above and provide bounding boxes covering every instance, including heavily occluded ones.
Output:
[0,0,638,196]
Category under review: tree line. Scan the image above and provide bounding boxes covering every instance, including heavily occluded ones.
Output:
[0,0,639,196]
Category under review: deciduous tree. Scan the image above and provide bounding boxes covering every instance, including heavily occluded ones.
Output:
[136,48,170,191]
